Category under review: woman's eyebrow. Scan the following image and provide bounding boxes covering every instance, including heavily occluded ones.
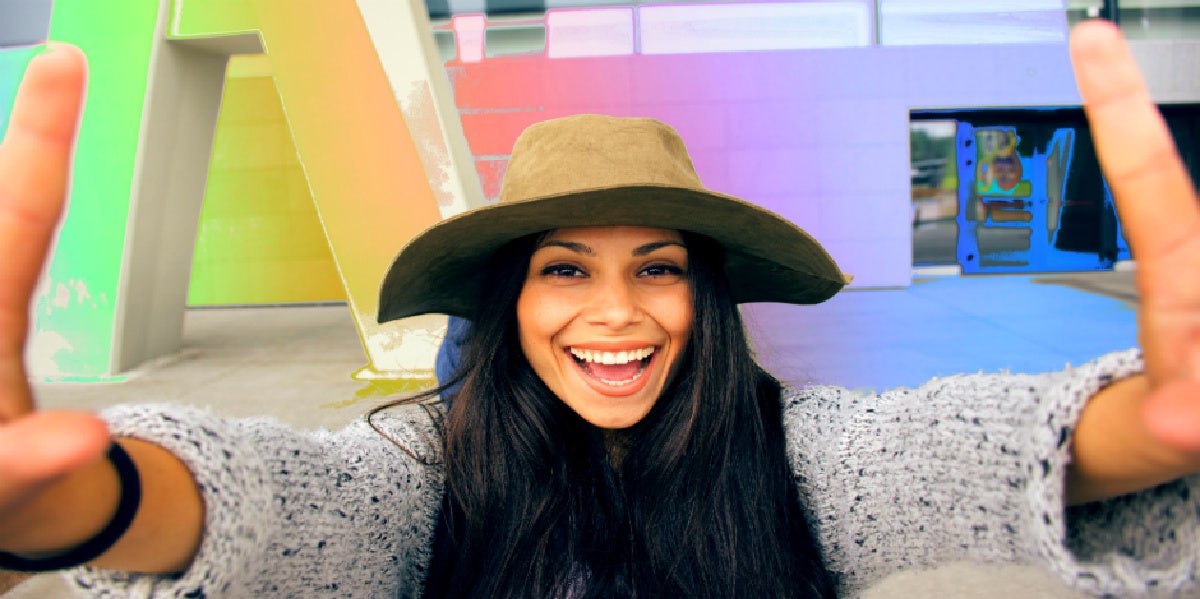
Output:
[538,240,593,255]
[633,241,686,256]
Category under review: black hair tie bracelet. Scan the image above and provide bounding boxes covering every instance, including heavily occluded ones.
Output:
[0,441,142,572]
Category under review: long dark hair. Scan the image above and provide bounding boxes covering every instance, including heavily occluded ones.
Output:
[394,231,834,598]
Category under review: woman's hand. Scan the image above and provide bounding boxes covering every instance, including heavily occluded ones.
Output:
[0,45,115,544]
[0,47,204,572]
[1070,21,1200,455]
[1065,20,1200,503]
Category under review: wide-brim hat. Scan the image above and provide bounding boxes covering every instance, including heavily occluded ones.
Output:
[378,114,852,322]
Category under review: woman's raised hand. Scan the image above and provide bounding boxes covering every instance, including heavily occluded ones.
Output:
[0,45,112,545]
[1070,21,1200,453]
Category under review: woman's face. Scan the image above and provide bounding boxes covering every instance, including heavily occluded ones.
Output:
[517,226,693,429]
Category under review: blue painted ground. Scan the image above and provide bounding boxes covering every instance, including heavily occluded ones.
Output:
[742,274,1138,393]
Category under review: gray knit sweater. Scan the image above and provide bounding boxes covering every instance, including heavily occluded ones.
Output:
[69,349,1200,597]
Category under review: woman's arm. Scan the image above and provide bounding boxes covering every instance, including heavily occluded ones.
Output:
[785,350,1198,598]
[67,403,445,598]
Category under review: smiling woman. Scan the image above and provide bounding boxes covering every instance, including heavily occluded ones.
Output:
[404,213,833,596]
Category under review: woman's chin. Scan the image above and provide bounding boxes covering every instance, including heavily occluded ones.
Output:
[560,391,656,430]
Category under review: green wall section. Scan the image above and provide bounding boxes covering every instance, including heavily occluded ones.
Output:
[9,1,432,376]
[0,47,42,138]
[7,1,345,377]
[29,1,161,379]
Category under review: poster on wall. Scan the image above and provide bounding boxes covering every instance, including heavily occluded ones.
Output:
[974,127,1031,198]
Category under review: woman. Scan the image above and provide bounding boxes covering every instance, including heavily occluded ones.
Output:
[375,103,854,596]
[0,20,1198,598]
[406,224,834,597]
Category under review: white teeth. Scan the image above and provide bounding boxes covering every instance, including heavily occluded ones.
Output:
[569,346,655,364]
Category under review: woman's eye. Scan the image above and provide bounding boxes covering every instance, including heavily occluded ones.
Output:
[541,264,585,278]
[640,264,684,278]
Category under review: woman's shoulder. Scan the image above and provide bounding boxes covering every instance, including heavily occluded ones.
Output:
[349,400,447,464]
[780,349,1143,420]
[780,383,862,421]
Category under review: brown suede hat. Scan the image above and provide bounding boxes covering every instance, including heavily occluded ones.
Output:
[378,114,852,322]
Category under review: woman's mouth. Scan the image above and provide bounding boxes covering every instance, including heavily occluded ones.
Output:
[568,346,656,387]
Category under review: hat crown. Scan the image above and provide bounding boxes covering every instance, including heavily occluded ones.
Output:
[501,115,705,204]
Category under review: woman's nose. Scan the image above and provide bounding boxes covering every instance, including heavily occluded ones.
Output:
[583,275,641,329]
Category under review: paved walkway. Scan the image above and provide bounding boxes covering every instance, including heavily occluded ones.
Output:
[746,270,1137,393]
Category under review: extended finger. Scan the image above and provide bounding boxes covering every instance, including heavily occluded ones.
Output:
[0,44,85,327]
[0,44,86,417]
[1069,20,1198,261]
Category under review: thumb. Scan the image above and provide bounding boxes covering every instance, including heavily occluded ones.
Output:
[0,412,109,501]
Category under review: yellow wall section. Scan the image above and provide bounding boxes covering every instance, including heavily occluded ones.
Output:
[251,0,446,376]
[167,0,449,376]
[188,55,346,305]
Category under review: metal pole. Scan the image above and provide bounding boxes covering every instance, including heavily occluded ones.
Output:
[874,0,883,46]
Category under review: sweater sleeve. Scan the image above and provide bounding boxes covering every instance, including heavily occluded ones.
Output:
[785,349,1200,597]
[66,403,445,598]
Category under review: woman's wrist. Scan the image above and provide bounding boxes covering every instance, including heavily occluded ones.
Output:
[0,441,140,571]
[0,440,129,564]
[1068,374,1199,505]
[0,448,120,555]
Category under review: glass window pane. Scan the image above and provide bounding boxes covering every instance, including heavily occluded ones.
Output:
[1118,2,1200,40]
[485,23,547,57]
[879,0,1069,46]
[639,2,872,54]
[546,8,634,58]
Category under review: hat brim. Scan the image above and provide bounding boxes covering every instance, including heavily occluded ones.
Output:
[378,185,851,322]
